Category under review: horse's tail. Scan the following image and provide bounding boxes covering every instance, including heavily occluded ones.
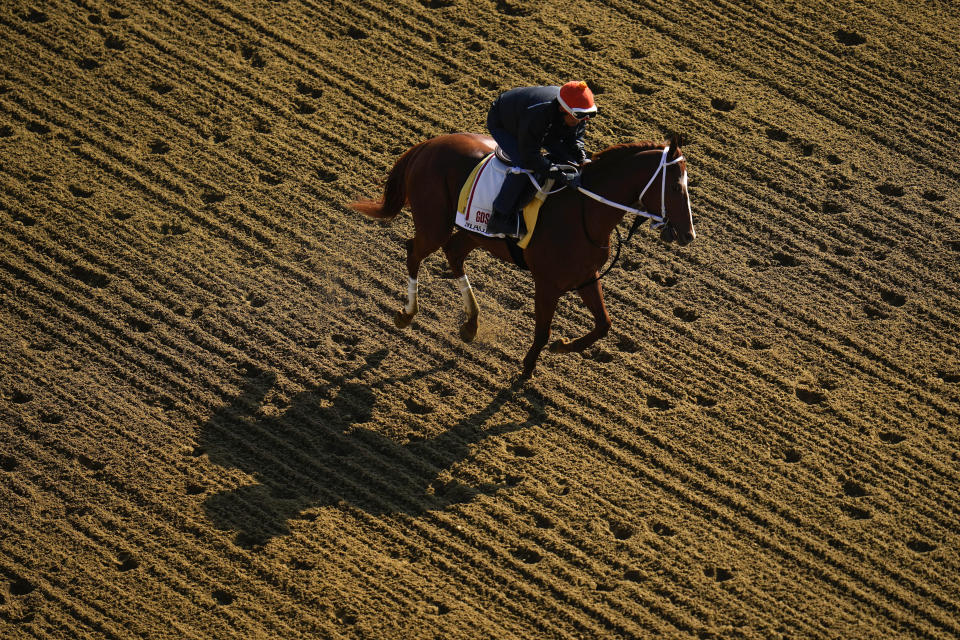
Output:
[350,142,425,221]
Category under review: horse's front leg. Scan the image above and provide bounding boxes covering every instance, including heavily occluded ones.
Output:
[522,285,561,378]
[550,277,611,354]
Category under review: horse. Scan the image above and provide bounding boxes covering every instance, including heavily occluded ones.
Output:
[350,132,695,378]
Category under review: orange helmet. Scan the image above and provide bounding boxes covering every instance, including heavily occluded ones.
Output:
[558,81,597,119]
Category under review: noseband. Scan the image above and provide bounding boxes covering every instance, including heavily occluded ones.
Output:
[636,146,686,229]
[575,145,685,229]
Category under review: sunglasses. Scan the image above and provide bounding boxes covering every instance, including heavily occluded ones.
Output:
[569,109,597,121]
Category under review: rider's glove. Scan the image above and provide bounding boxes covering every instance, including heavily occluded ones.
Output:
[549,165,581,189]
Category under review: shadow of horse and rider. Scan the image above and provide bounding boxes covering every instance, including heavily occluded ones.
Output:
[199,349,549,546]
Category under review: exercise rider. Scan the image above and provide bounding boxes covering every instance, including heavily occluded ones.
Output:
[484,81,597,237]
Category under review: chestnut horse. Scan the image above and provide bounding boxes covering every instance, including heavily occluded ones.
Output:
[351,133,695,378]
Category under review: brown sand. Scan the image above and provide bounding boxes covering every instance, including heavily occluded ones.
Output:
[1,1,959,637]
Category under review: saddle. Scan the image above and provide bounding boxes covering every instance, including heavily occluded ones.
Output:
[455,152,554,249]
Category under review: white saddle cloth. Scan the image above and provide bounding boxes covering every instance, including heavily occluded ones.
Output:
[455,154,518,237]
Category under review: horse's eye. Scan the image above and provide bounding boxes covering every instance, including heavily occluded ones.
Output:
[672,184,683,193]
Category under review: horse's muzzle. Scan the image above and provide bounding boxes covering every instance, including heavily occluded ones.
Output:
[661,224,696,246]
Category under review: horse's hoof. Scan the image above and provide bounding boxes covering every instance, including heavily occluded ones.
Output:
[549,338,570,353]
[459,317,478,343]
[394,309,415,329]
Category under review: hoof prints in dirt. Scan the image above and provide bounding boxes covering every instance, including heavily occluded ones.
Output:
[876,183,904,197]
[26,121,51,135]
[69,185,94,198]
[533,514,554,529]
[7,389,33,404]
[703,567,735,582]
[772,251,799,267]
[186,483,206,495]
[115,552,139,572]
[608,522,635,540]
[240,46,266,69]
[782,448,803,463]
[646,396,673,410]
[404,397,433,415]
[765,127,790,142]
[149,139,171,154]
[212,590,234,605]
[68,264,110,288]
[77,455,106,471]
[835,29,866,46]
[842,480,867,498]
[1,455,18,472]
[878,431,906,444]
[511,546,542,565]
[711,97,736,112]
[507,444,535,458]
[104,35,125,50]
[880,289,906,307]
[9,577,36,596]
[623,569,644,583]
[822,200,846,215]
[651,521,677,537]
[296,81,324,99]
[496,0,531,17]
[795,387,826,405]
[906,539,937,554]
[23,9,48,23]
[201,191,226,204]
[841,504,872,520]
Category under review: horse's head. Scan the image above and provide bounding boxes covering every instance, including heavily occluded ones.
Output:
[643,133,696,246]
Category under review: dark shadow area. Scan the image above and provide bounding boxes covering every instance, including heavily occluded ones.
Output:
[199,349,548,546]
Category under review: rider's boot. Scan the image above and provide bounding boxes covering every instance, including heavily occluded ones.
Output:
[487,173,528,237]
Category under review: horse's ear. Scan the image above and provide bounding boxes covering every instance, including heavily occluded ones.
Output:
[668,132,683,157]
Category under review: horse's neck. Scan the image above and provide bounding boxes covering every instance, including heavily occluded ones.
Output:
[584,148,664,232]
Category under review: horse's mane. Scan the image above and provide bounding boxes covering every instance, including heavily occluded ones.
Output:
[589,141,665,166]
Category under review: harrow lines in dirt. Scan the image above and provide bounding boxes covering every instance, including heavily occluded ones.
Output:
[603,0,960,182]
[5,399,377,635]
[538,392,957,637]
[724,0,960,120]
[194,414,608,636]
[0,235,644,636]
[678,232,960,422]
[0,460,317,640]
[5,57,952,632]
[2,19,395,233]
[0,508,214,640]
[604,303,960,568]
[334,246,958,633]
[139,0,446,141]
[0,536,131,640]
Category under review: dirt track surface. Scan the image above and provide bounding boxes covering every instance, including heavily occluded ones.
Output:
[2,1,959,638]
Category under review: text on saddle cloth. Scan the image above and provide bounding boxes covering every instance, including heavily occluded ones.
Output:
[455,152,554,246]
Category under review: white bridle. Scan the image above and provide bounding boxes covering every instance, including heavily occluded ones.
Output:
[576,146,686,229]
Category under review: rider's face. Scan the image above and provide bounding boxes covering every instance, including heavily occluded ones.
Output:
[562,111,580,127]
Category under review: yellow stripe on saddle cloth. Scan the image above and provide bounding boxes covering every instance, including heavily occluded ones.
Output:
[456,153,492,216]
[517,178,553,249]
[456,153,551,249]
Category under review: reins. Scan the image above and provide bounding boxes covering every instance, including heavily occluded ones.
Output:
[570,147,685,290]
[514,146,686,291]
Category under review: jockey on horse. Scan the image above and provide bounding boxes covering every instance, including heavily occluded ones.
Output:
[484,81,598,237]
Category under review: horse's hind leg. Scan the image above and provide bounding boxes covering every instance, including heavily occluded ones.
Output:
[442,230,481,342]
[395,234,436,328]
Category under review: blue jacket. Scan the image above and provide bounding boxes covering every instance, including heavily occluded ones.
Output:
[487,86,587,173]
